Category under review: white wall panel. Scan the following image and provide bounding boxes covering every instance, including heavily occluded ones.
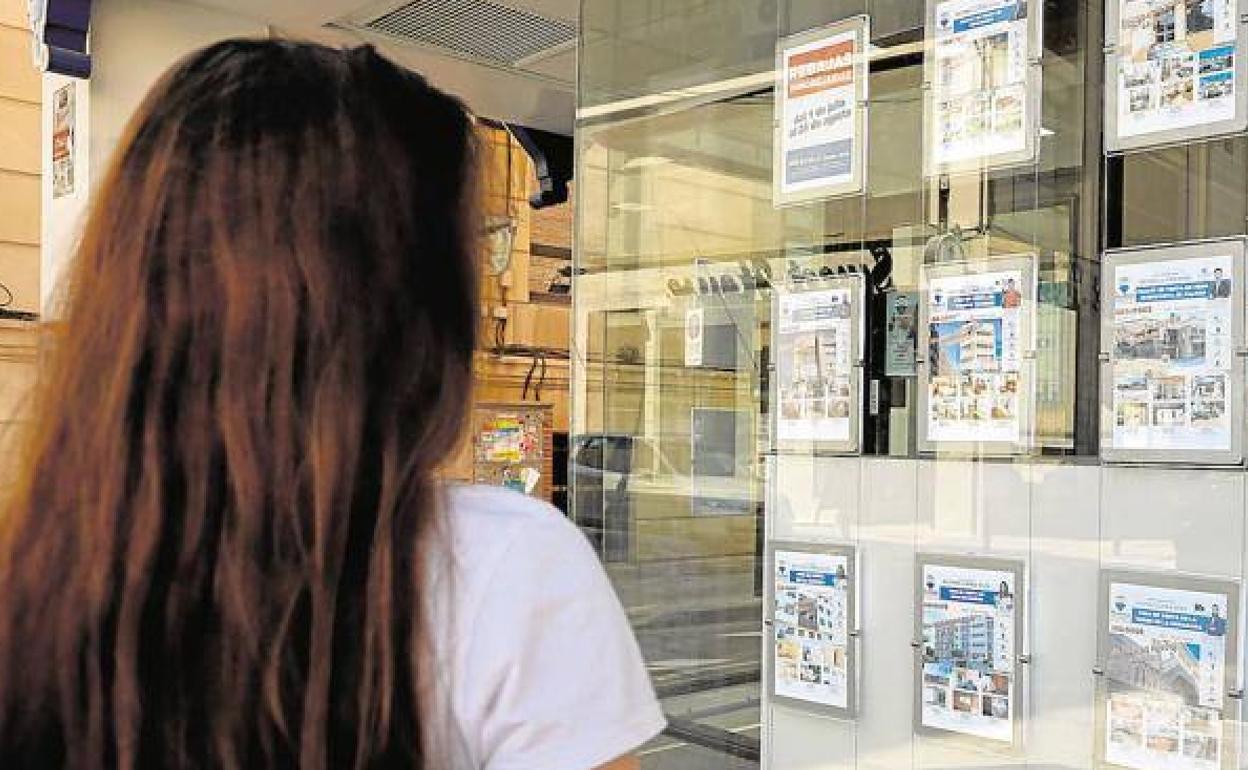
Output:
[916,460,1031,554]
[857,458,918,770]
[1026,463,1099,769]
[772,455,862,541]
[769,704,856,770]
[1100,466,1245,577]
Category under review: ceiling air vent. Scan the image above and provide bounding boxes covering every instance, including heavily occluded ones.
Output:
[364,0,576,67]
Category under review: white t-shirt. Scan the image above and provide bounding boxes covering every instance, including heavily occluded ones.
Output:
[427,485,666,770]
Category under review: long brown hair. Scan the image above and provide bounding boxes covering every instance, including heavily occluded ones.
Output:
[0,40,477,769]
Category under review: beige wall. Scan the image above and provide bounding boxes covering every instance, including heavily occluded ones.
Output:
[0,0,41,475]
[0,0,40,314]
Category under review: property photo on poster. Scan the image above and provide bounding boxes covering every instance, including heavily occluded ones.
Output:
[925,269,1026,445]
[929,0,1035,171]
[775,287,857,444]
[920,561,1019,743]
[776,17,868,204]
[1112,0,1240,146]
[1102,579,1234,770]
[1108,253,1236,454]
[774,548,852,710]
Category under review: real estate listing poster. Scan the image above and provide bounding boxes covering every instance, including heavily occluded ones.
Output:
[685,307,704,367]
[775,17,869,205]
[918,559,1021,743]
[1109,0,1243,150]
[886,291,920,377]
[51,83,75,199]
[924,268,1027,447]
[775,286,858,447]
[1108,252,1236,455]
[772,546,853,713]
[928,0,1036,172]
[1100,575,1238,770]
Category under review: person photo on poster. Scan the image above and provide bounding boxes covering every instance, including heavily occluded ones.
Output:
[777,19,865,202]
[1104,580,1231,770]
[930,0,1033,169]
[920,563,1017,743]
[1114,0,1239,142]
[774,549,851,709]
[925,269,1026,445]
[776,288,856,443]
[1109,254,1235,453]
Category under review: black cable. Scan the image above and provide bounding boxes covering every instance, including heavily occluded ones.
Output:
[493,317,507,354]
[0,281,37,321]
[535,351,548,402]
[522,354,538,400]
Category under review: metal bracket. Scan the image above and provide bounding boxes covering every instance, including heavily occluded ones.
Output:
[1239,12,1248,24]
[1092,666,1105,676]
[1102,44,1116,55]
[1098,352,1111,363]
[849,629,862,639]
[1022,349,1038,361]
[1235,347,1248,358]
[763,619,774,627]
[1018,654,1032,665]
[1231,688,1244,700]
[910,640,922,649]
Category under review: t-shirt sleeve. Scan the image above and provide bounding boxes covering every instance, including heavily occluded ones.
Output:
[458,512,666,770]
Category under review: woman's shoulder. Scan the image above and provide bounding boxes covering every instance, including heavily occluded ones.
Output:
[433,486,665,770]
[444,483,564,525]
[442,484,576,543]
[438,484,593,581]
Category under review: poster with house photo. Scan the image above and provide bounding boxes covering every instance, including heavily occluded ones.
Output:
[1102,240,1245,464]
[917,558,1022,744]
[927,0,1039,173]
[771,545,855,715]
[920,260,1033,452]
[773,281,862,452]
[1108,0,1247,151]
[1099,574,1239,770]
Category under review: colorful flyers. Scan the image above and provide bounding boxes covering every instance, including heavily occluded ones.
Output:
[774,16,869,205]
[1105,248,1239,459]
[473,406,547,496]
[772,546,854,713]
[928,0,1038,173]
[774,284,860,449]
[918,559,1021,744]
[1100,574,1239,770]
[922,262,1031,450]
[1109,0,1245,151]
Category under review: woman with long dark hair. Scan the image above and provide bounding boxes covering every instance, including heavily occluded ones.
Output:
[0,40,662,770]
